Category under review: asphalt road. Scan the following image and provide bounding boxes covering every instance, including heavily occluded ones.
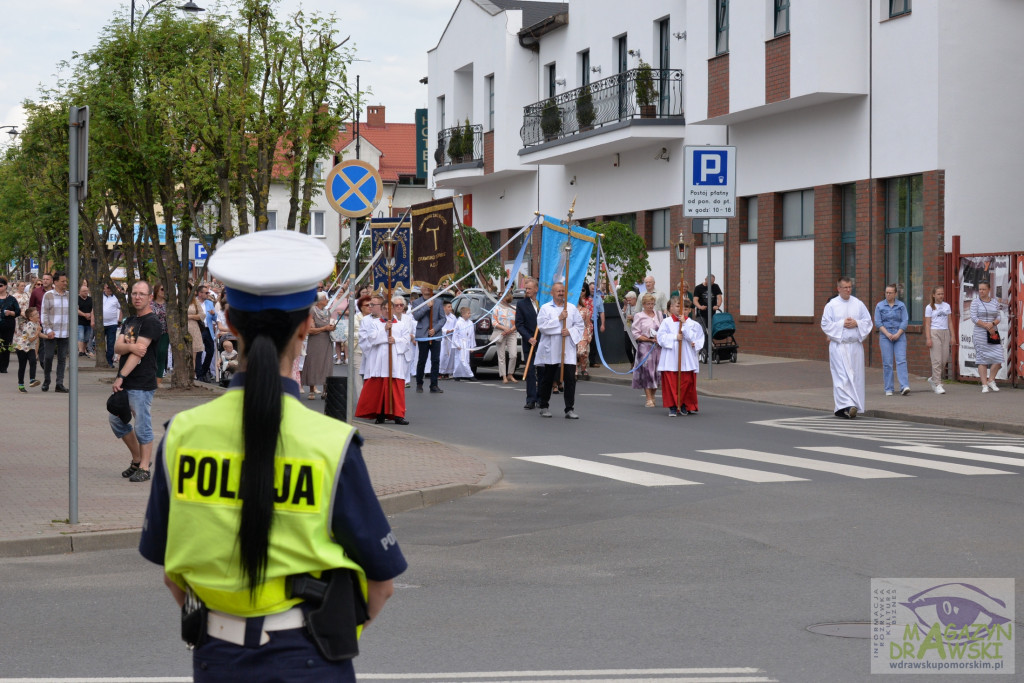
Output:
[2,373,1022,682]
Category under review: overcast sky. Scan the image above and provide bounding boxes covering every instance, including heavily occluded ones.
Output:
[0,0,459,132]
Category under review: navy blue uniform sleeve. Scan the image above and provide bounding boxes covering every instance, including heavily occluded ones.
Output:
[139,434,171,565]
[331,436,408,582]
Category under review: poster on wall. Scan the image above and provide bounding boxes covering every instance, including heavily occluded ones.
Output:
[958,255,1011,380]
[1017,256,1024,378]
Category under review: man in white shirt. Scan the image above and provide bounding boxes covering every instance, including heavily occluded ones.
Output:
[40,272,71,393]
[638,275,668,314]
[820,277,873,419]
[535,282,585,419]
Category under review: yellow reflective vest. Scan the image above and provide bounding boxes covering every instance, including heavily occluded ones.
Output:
[162,390,365,617]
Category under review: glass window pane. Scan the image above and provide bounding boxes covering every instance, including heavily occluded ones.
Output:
[266,211,277,231]
[314,212,324,237]
[842,185,856,235]
[802,189,815,236]
[910,174,923,226]
[886,179,898,228]
[747,197,758,241]
[782,191,801,238]
[909,230,923,321]
[841,243,856,281]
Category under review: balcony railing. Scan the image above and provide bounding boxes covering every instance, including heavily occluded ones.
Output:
[435,124,484,167]
[520,68,684,148]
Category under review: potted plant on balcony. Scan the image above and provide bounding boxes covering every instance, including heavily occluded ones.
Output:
[540,99,561,141]
[635,59,658,118]
[461,118,475,160]
[576,86,596,132]
[447,124,464,164]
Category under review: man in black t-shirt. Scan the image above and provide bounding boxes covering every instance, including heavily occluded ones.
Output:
[77,284,94,358]
[110,281,161,483]
[693,275,723,356]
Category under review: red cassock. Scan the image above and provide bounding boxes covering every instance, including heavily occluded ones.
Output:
[355,378,407,419]
[661,371,698,412]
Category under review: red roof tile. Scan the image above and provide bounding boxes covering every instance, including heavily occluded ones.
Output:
[333,121,418,183]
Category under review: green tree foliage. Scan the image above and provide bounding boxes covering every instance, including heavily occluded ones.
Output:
[586,221,651,299]
[456,224,505,289]
[0,0,360,385]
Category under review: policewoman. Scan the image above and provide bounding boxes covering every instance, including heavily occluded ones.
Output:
[139,230,407,682]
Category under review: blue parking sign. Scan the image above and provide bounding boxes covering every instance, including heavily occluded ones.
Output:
[194,243,207,260]
[693,150,728,185]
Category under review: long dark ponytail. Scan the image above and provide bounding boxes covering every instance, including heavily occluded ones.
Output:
[227,305,310,597]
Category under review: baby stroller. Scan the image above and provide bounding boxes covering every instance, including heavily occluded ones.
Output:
[699,311,738,364]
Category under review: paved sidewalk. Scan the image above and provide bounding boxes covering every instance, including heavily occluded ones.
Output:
[0,368,498,558]
[587,353,1023,434]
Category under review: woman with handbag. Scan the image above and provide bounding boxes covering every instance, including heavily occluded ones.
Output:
[970,280,1004,393]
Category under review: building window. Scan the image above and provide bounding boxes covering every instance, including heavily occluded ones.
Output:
[781,189,814,239]
[658,18,670,115]
[398,175,426,186]
[885,175,924,322]
[606,212,637,234]
[546,63,557,99]
[840,184,856,284]
[651,209,671,249]
[437,96,445,132]
[580,50,590,87]
[775,0,790,36]
[313,161,324,180]
[715,0,729,55]
[485,76,493,132]
[746,197,758,242]
[889,0,911,18]
[265,211,277,231]
[307,211,325,238]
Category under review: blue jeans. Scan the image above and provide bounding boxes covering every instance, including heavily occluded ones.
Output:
[878,334,908,393]
[104,324,118,367]
[109,389,155,444]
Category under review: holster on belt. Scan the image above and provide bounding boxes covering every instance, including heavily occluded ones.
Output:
[180,586,209,649]
[289,569,368,661]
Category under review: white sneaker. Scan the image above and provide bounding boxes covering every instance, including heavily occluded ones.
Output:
[900,387,910,396]
[927,377,935,388]
[982,385,990,393]
[988,381,1000,392]
[933,384,945,394]
[885,391,893,396]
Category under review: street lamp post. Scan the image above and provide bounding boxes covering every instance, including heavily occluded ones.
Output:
[131,0,205,33]
[0,125,19,140]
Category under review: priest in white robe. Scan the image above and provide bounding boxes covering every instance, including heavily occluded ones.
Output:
[535,282,585,419]
[657,298,705,416]
[821,277,873,419]
[355,296,414,424]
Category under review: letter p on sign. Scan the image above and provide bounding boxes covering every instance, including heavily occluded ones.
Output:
[694,150,728,185]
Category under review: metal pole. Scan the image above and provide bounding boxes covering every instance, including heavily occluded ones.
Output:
[706,233,713,380]
[68,106,81,524]
[346,216,358,422]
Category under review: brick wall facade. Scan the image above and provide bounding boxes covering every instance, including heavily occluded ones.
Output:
[708,54,730,119]
[483,131,494,175]
[723,172,945,372]
[765,35,790,104]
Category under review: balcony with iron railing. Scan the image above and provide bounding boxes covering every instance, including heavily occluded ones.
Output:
[520,68,684,153]
[435,124,484,168]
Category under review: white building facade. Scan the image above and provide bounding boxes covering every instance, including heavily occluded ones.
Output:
[427,0,1024,372]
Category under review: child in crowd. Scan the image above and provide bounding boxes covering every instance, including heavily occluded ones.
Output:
[656,297,704,417]
[15,307,41,393]
[438,301,457,378]
[450,305,475,380]
[219,339,239,386]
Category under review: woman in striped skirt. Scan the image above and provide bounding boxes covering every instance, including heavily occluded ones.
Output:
[969,280,1005,393]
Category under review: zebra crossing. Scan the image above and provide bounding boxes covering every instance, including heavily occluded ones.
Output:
[514,442,1022,487]
[752,415,1024,447]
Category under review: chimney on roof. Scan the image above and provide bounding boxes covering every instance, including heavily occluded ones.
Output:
[367,106,385,127]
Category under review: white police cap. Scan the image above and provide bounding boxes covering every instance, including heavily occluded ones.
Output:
[208,231,335,312]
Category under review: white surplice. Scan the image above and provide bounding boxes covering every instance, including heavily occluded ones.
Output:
[820,294,873,413]
[439,312,457,374]
[450,317,475,379]
[535,301,585,366]
[359,316,413,380]
[656,316,705,373]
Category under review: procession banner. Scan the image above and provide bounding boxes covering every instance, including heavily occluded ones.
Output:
[410,198,456,288]
[370,217,411,294]
[957,255,1011,380]
[537,215,595,307]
